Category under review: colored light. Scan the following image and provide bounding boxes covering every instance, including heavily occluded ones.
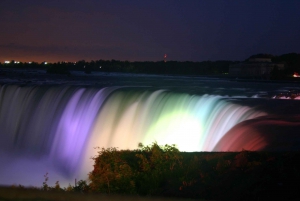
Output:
[0,86,267,187]
[145,112,202,151]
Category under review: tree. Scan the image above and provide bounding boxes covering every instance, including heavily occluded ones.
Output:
[134,143,183,195]
[89,147,136,194]
[89,142,183,195]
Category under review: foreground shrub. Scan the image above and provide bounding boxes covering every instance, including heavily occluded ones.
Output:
[89,144,300,200]
[89,147,136,194]
[89,143,183,195]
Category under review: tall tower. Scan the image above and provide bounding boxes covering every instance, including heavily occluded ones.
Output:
[164,54,167,62]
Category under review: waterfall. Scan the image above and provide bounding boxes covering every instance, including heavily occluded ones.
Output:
[0,84,266,186]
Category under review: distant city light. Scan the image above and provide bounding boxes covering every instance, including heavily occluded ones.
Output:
[29,62,32,64]
[4,61,10,64]
[44,62,48,65]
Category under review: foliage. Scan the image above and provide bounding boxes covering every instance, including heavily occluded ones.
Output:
[89,145,300,200]
[89,147,136,194]
[73,180,90,193]
[40,173,86,193]
[5,144,300,200]
[42,172,49,191]
[88,142,183,195]
[134,143,183,195]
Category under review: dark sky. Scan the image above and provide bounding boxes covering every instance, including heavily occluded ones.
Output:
[1,0,300,63]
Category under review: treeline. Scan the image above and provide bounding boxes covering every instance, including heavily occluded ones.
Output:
[0,59,235,76]
[1,53,299,77]
[272,53,300,75]
[88,143,300,200]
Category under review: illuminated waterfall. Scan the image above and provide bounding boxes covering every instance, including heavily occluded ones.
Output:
[88,90,266,152]
[0,85,266,186]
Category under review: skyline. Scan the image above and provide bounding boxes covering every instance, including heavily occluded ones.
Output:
[1,0,300,63]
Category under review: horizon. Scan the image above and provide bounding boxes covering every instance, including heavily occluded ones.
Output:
[1,52,298,64]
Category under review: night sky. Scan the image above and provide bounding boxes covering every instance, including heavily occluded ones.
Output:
[1,0,300,63]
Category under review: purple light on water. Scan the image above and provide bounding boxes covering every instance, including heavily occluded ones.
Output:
[0,85,116,186]
[0,85,270,187]
[51,88,114,175]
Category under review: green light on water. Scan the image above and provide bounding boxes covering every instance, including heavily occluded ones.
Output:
[145,112,202,151]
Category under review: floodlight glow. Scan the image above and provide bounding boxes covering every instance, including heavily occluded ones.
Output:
[145,112,202,151]
[0,86,268,187]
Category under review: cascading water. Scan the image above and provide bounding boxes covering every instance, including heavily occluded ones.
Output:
[0,84,266,187]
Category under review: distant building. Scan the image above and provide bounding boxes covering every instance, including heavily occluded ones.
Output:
[229,57,284,79]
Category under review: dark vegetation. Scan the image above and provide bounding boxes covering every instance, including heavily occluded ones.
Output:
[88,143,300,200]
[0,59,235,76]
[1,143,300,200]
[1,53,299,80]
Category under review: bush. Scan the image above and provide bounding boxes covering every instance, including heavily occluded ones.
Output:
[89,143,183,195]
[89,144,300,200]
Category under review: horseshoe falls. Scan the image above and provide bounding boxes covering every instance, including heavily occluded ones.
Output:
[0,85,266,187]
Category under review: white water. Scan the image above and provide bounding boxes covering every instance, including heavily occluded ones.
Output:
[0,84,266,187]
